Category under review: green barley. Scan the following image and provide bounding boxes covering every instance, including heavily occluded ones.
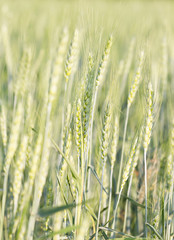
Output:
[128,51,144,107]
[15,48,32,100]
[75,99,82,154]
[27,123,51,240]
[96,36,112,87]
[143,82,154,237]
[28,133,43,186]
[106,115,119,226]
[143,82,154,151]
[152,212,160,239]
[64,29,79,83]
[13,135,28,215]
[113,136,138,232]
[82,53,94,144]
[123,126,143,232]
[121,137,137,192]
[130,126,143,177]
[4,102,23,172]
[117,50,144,195]
[62,103,71,149]
[87,36,113,192]
[96,103,111,240]
[0,102,23,240]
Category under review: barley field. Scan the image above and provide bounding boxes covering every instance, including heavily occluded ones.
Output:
[0,0,174,239]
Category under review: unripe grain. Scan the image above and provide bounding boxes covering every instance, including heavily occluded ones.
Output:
[13,135,28,215]
[64,29,79,83]
[128,51,144,107]
[4,102,23,172]
[96,36,112,87]
[143,82,154,151]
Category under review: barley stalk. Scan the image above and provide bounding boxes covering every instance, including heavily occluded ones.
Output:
[143,82,154,237]
[0,102,23,240]
[96,103,111,240]
[87,36,112,194]
[13,135,28,215]
[106,116,119,227]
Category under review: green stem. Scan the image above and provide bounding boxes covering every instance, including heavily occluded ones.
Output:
[27,102,51,240]
[123,174,133,232]
[106,165,114,227]
[144,149,148,238]
[87,87,98,195]
[161,189,165,240]
[112,189,123,237]
[96,160,105,240]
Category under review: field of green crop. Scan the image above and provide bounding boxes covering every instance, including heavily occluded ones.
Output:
[0,0,174,239]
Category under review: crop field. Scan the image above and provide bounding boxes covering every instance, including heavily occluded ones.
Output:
[0,0,174,239]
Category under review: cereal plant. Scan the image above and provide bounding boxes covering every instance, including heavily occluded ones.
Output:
[0,0,174,239]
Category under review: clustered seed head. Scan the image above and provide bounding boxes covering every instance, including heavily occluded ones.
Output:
[88,52,94,73]
[49,27,69,104]
[120,137,138,192]
[64,29,79,83]
[70,158,77,198]
[26,131,34,164]
[101,103,111,164]
[96,35,113,87]
[82,53,94,137]
[13,135,28,214]
[28,133,43,185]
[26,94,33,125]
[110,116,119,167]
[62,103,71,148]
[18,181,29,214]
[152,213,159,239]
[16,48,32,98]
[37,136,51,200]
[4,102,23,172]
[129,127,143,177]
[64,130,72,159]
[143,82,154,151]
[82,85,92,143]
[60,159,67,184]
[128,51,144,107]
[75,99,82,153]
[46,179,53,207]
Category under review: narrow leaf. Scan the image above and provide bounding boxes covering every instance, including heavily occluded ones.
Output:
[145,223,163,240]
[88,165,108,194]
